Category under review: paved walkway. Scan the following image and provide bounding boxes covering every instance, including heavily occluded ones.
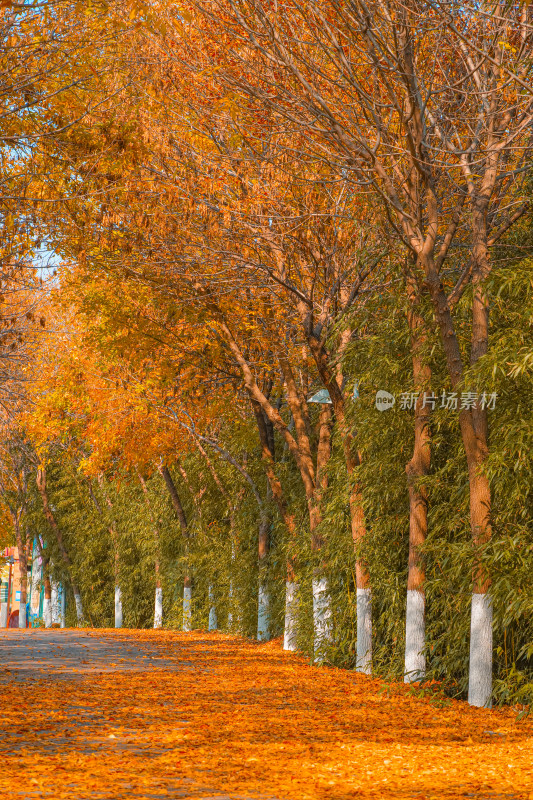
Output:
[0,629,531,800]
[0,629,280,800]
[0,628,190,678]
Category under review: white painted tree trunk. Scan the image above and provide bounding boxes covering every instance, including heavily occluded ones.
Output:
[74,592,83,626]
[43,597,52,628]
[18,602,26,629]
[60,589,66,628]
[404,589,425,682]
[312,577,332,663]
[283,581,298,651]
[183,586,192,631]
[114,586,123,628]
[208,585,217,631]
[30,555,42,619]
[227,539,239,632]
[0,582,7,627]
[154,586,163,629]
[468,592,493,708]
[356,587,372,674]
[227,581,234,629]
[257,584,270,642]
[51,584,60,626]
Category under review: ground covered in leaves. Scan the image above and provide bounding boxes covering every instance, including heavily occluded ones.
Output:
[0,630,531,800]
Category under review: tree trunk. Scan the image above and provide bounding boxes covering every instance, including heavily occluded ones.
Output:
[112,527,122,628]
[208,585,217,631]
[219,316,336,655]
[36,466,84,625]
[43,574,52,628]
[250,396,299,649]
[404,277,431,682]
[51,582,60,626]
[61,588,67,628]
[257,510,270,642]
[283,578,299,651]
[425,257,493,707]
[465,436,493,708]
[160,464,188,531]
[356,585,372,674]
[303,321,372,674]
[466,205,493,708]
[14,517,28,629]
[137,470,164,630]
[469,592,492,706]
[158,464,192,632]
[114,585,123,628]
[183,575,192,631]
[18,586,27,629]
[311,405,333,663]
[96,475,123,628]
[36,538,52,628]
[312,576,332,663]
[154,573,163,629]
[227,536,236,631]
[0,578,7,627]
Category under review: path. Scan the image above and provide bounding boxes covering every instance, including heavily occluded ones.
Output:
[0,629,531,800]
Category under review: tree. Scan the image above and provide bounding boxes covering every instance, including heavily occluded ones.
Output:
[0,425,32,627]
[182,0,533,706]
